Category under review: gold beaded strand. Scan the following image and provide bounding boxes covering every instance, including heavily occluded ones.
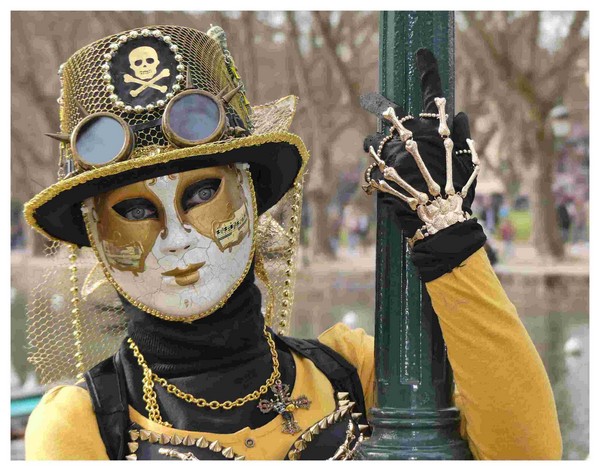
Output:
[68,244,85,380]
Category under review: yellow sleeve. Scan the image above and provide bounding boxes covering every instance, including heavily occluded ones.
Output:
[25,385,109,460]
[426,247,562,460]
[318,323,375,411]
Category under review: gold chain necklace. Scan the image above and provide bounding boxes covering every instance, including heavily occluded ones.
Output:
[127,327,281,427]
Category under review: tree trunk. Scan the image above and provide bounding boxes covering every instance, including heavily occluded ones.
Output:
[310,189,336,259]
[529,127,565,260]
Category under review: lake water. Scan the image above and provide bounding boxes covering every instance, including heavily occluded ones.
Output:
[11,269,589,460]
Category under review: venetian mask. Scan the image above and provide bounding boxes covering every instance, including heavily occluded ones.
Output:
[82,163,256,320]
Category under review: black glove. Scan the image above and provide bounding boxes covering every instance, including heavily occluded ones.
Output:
[360,48,486,282]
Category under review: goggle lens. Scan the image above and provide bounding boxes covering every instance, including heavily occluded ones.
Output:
[66,91,236,170]
[164,92,223,144]
[74,115,130,167]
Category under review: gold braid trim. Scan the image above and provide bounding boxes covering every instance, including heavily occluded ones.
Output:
[24,131,310,244]
[254,250,276,326]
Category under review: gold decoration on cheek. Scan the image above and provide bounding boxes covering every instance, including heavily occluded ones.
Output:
[178,166,248,249]
[101,238,144,272]
[214,204,249,251]
[93,182,163,274]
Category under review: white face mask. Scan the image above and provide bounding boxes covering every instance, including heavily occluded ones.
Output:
[83,163,255,320]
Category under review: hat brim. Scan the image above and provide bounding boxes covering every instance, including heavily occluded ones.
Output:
[24,131,309,247]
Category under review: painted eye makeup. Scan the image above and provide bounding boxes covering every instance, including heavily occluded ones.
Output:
[182,178,221,212]
[112,198,159,221]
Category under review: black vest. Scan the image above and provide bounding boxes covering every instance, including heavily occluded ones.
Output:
[83,332,370,460]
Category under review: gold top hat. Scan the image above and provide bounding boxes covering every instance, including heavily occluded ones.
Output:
[24,24,308,247]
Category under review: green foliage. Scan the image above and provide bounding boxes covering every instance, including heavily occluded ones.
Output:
[508,210,532,241]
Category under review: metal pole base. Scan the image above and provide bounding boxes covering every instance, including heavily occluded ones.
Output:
[355,407,473,460]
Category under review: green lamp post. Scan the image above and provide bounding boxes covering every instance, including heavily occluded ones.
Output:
[355,11,473,460]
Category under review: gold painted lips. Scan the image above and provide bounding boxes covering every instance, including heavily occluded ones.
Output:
[161,262,206,287]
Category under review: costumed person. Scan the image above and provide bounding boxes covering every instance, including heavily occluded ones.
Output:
[23,24,561,460]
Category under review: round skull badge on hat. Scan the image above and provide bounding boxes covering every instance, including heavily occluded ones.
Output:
[108,31,182,110]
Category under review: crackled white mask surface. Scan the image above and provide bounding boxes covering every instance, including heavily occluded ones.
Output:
[83,163,255,320]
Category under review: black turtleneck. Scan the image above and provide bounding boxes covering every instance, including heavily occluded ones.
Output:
[119,266,296,433]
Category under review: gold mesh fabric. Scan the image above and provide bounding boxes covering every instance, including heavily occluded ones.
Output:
[26,24,306,386]
[26,243,127,385]
[59,25,251,159]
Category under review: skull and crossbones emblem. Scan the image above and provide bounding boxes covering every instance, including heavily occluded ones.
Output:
[123,46,170,97]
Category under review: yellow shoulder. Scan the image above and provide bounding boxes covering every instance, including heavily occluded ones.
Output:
[318,323,375,410]
[25,385,109,460]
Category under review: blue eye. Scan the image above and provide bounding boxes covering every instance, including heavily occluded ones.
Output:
[124,207,156,221]
[113,198,158,221]
[182,179,221,211]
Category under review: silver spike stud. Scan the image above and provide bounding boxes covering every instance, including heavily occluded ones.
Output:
[195,436,209,448]
[128,442,139,453]
[222,447,235,459]
[45,132,71,143]
[358,424,371,433]
[208,440,222,452]
[382,107,413,142]
[444,137,455,196]
[434,97,450,137]
[405,140,441,197]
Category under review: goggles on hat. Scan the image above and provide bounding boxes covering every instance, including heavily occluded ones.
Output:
[52,85,245,171]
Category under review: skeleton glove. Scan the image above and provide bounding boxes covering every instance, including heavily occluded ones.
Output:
[361,49,486,282]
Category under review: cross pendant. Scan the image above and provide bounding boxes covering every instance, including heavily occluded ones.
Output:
[257,380,311,434]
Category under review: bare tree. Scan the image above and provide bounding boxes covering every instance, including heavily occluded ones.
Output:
[457,11,588,259]
[284,11,377,259]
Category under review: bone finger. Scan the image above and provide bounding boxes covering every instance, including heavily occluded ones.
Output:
[381,167,429,205]
[372,180,418,210]
[466,138,480,166]
[382,107,412,142]
[443,137,455,196]
[434,97,451,137]
[405,139,441,197]
[460,165,480,198]
[368,146,387,171]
